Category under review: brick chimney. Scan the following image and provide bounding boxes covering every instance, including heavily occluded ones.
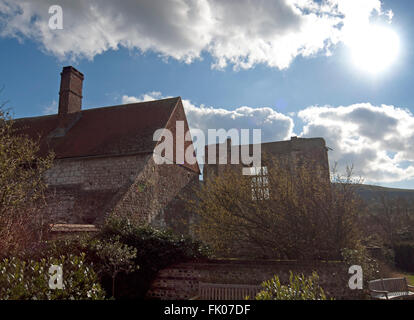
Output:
[58,66,84,115]
[49,66,84,138]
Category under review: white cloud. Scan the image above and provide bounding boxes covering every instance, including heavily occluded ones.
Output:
[43,100,57,115]
[0,0,392,70]
[122,92,294,143]
[122,92,162,104]
[298,103,414,183]
[124,93,414,183]
[183,100,294,143]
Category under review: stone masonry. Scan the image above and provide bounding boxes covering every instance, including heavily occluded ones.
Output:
[13,66,200,229]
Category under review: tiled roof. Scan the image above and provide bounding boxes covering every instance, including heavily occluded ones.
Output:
[13,97,180,159]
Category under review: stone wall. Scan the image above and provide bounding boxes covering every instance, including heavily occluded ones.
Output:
[147,259,363,300]
[45,153,149,224]
[203,137,330,183]
[45,154,149,191]
[44,146,199,228]
[114,155,199,230]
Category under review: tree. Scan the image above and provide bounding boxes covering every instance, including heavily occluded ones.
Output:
[92,237,138,298]
[363,194,414,272]
[0,104,53,255]
[189,155,362,260]
[367,194,414,246]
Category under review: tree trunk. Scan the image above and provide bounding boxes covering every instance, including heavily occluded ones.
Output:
[112,275,116,298]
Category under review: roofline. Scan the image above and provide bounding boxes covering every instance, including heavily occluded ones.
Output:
[161,97,201,174]
[204,137,326,148]
[80,96,181,114]
[54,150,154,161]
[13,96,181,121]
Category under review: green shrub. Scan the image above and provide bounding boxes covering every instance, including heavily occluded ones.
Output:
[99,216,211,261]
[97,216,211,274]
[381,246,396,267]
[19,216,210,299]
[255,271,328,300]
[25,236,91,261]
[393,242,414,272]
[341,243,380,288]
[94,216,211,299]
[0,253,105,300]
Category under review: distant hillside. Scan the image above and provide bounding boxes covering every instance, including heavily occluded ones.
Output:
[351,184,414,204]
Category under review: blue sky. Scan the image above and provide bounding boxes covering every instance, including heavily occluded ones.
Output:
[1,0,414,188]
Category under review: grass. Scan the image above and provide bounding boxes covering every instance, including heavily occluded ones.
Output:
[386,268,414,285]
[405,274,414,286]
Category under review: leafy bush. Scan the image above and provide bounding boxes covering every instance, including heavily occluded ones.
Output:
[94,216,211,299]
[19,216,210,299]
[255,271,328,300]
[0,107,54,256]
[37,235,139,297]
[25,235,91,260]
[341,243,380,288]
[393,242,414,272]
[0,253,105,300]
[381,246,396,267]
[98,216,211,262]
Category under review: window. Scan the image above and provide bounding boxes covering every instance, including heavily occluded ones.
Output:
[248,166,269,200]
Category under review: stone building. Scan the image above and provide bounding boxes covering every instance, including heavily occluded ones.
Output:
[203,136,330,184]
[13,66,200,231]
[200,137,330,257]
[13,66,330,236]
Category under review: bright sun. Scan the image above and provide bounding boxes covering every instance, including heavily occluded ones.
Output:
[348,25,400,75]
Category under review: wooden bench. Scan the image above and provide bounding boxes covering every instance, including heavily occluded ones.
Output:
[369,278,414,300]
[192,283,262,300]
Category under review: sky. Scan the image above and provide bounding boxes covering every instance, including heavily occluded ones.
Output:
[0,0,414,188]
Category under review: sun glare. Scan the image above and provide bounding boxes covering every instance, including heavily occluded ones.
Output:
[348,25,400,75]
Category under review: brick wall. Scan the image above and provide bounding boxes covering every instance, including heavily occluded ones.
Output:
[147,259,363,300]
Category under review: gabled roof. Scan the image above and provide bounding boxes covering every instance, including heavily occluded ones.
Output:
[13,97,179,159]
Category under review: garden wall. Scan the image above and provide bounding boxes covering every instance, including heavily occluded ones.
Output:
[147,259,363,300]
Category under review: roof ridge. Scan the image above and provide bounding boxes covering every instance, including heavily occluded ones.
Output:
[80,96,180,114]
[14,96,181,121]
[204,137,325,148]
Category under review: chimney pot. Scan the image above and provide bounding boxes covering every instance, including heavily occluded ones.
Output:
[58,66,84,116]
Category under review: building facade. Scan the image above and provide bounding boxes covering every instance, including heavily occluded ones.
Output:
[14,66,199,230]
[13,66,330,236]
[203,136,330,184]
